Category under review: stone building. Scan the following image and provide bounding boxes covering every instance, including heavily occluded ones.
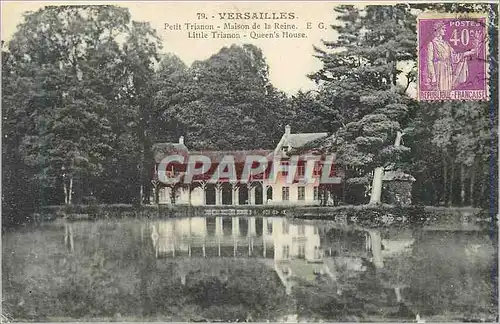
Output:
[152,126,341,206]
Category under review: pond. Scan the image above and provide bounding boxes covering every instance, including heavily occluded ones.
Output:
[2,216,498,322]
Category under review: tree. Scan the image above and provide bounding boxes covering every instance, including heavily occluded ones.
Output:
[405,3,498,208]
[121,21,162,204]
[311,5,417,204]
[2,5,163,220]
[153,44,290,151]
[2,43,42,224]
[288,90,333,134]
[311,3,497,207]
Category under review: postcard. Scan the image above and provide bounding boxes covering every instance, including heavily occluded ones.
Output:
[2,1,498,323]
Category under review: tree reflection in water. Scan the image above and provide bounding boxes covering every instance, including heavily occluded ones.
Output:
[2,216,497,322]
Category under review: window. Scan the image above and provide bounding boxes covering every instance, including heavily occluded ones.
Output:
[171,164,182,176]
[282,221,290,234]
[282,245,290,259]
[313,162,322,176]
[267,220,273,234]
[159,188,167,202]
[298,186,305,200]
[314,187,319,201]
[166,164,176,178]
[298,244,305,258]
[280,161,289,176]
[282,186,290,201]
[297,165,305,176]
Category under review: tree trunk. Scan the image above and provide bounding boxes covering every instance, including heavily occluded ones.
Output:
[460,164,465,206]
[138,132,146,205]
[139,156,145,205]
[369,132,403,205]
[443,154,448,206]
[342,179,347,205]
[369,167,384,205]
[369,230,384,268]
[470,163,476,207]
[68,224,74,253]
[394,131,404,147]
[139,148,148,206]
[68,176,73,205]
[139,125,149,205]
[448,163,455,207]
[479,163,487,207]
[63,179,68,205]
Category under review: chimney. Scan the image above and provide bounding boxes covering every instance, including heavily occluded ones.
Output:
[179,136,184,145]
[285,125,291,136]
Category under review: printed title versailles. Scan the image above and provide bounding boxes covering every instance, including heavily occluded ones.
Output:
[216,12,296,20]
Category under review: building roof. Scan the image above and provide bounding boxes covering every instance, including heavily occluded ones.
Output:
[274,128,329,156]
[152,142,188,163]
[152,144,274,164]
[153,126,330,164]
[190,149,274,163]
[286,133,328,148]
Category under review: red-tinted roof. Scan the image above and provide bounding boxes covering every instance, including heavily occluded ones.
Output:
[189,150,274,163]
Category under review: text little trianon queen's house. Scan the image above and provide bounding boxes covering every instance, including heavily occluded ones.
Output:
[152,125,342,206]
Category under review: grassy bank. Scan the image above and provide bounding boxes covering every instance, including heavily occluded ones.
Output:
[35,204,489,230]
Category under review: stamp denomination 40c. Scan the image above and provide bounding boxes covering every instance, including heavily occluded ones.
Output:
[417,13,489,101]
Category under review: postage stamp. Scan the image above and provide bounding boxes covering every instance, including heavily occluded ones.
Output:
[417,13,489,101]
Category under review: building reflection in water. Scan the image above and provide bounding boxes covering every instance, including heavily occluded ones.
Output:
[149,216,389,294]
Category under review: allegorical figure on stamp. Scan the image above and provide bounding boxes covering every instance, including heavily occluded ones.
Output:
[426,21,479,91]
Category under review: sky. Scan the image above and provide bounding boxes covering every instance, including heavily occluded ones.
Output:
[1,1,343,94]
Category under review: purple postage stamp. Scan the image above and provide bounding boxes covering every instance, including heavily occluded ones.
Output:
[417,13,489,101]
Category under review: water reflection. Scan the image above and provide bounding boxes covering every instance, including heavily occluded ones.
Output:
[2,216,497,322]
[148,217,408,294]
